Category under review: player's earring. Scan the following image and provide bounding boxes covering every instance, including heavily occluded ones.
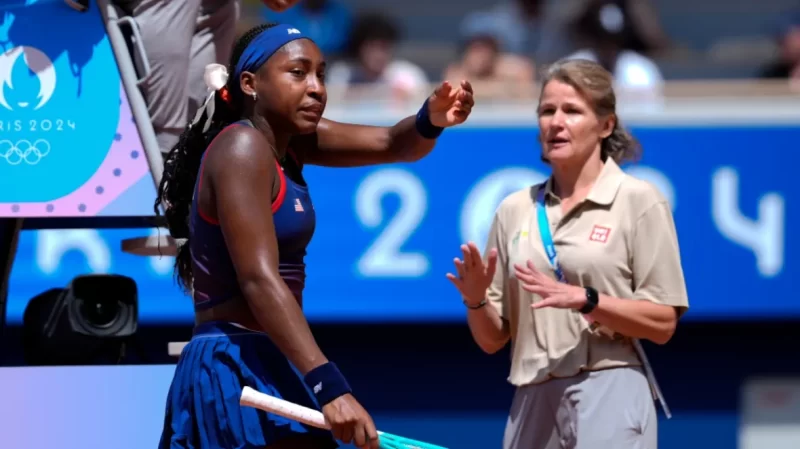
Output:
[251,92,257,101]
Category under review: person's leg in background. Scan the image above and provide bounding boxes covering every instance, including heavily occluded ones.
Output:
[187,0,240,117]
[123,0,202,157]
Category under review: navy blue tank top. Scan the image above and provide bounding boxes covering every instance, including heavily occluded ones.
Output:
[189,123,316,311]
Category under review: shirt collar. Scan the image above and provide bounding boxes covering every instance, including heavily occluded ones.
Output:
[543,158,625,206]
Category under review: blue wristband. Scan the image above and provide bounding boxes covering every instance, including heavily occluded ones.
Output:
[304,362,352,406]
[415,98,444,139]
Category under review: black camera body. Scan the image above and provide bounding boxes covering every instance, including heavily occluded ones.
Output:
[23,274,138,365]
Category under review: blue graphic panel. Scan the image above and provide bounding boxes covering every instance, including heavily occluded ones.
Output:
[4,125,799,325]
[0,0,156,217]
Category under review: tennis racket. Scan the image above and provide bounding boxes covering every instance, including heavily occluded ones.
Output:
[240,386,448,449]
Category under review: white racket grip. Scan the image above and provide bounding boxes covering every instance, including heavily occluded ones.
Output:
[240,386,331,430]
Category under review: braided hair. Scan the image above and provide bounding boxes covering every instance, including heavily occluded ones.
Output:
[154,23,278,293]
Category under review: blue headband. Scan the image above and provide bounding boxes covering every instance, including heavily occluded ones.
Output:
[188,24,312,132]
[233,24,312,93]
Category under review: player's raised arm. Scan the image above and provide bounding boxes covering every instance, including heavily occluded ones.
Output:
[299,80,474,167]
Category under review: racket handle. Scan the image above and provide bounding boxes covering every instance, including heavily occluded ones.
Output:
[240,386,330,430]
[241,387,449,449]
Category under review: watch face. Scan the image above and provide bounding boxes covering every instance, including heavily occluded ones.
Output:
[581,287,598,314]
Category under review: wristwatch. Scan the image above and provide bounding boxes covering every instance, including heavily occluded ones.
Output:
[579,287,599,314]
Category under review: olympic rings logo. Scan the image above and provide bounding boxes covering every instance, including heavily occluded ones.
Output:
[0,139,51,165]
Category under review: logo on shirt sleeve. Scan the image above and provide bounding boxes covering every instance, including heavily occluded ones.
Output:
[511,230,528,247]
[589,225,611,243]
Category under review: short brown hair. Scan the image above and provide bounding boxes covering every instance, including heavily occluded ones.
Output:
[539,59,641,164]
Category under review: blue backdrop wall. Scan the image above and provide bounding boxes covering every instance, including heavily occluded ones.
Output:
[5,125,798,325]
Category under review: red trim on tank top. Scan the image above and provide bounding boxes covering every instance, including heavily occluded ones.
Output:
[272,160,287,213]
[196,128,288,224]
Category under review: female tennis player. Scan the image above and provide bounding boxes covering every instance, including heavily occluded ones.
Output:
[154,23,473,449]
[446,59,687,449]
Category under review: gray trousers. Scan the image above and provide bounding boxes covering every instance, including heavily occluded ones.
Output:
[120,0,240,154]
[504,367,658,449]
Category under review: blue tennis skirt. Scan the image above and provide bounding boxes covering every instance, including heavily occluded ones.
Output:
[158,321,338,448]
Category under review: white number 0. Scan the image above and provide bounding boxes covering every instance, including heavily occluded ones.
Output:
[460,167,547,250]
[355,168,429,277]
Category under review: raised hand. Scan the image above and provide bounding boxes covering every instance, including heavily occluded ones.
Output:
[514,261,585,310]
[428,80,475,127]
[446,242,496,306]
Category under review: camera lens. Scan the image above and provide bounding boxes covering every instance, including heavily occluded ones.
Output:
[79,299,119,328]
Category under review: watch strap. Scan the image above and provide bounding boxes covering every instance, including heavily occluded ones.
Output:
[579,287,599,314]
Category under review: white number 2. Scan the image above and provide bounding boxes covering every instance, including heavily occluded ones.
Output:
[355,168,428,277]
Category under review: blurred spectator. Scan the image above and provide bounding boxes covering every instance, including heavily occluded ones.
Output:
[444,13,536,98]
[622,0,671,55]
[761,15,800,81]
[565,0,664,91]
[456,0,575,65]
[326,13,429,102]
[261,0,351,56]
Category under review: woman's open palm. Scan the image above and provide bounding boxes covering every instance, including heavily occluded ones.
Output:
[446,242,497,305]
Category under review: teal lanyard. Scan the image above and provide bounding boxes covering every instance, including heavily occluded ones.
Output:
[535,187,565,282]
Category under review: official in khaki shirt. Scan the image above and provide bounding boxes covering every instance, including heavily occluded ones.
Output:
[447,59,688,449]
